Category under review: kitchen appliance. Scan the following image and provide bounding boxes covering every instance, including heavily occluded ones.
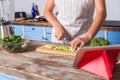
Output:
[15,12,27,20]
[0,0,12,38]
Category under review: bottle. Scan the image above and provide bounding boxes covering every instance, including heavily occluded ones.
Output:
[31,3,36,18]
[34,5,40,18]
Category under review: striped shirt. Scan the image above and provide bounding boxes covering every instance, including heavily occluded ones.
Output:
[52,0,95,43]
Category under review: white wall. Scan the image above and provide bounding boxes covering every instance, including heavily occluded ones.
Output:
[14,0,47,17]
[105,0,120,20]
[0,0,15,20]
[10,0,15,20]
[14,0,120,20]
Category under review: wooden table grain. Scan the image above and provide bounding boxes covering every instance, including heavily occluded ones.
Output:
[0,41,120,80]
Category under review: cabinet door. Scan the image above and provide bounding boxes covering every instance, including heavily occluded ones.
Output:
[108,31,120,45]
[95,30,120,45]
[24,26,44,41]
[95,30,104,38]
[45,27,52,42]
[12,25,52,42]
[12,25,23,35]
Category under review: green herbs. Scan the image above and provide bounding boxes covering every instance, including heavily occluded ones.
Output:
[0,35,23,43]
[45,45,71,52]
[89,37,110,47]
[0,35,27,52]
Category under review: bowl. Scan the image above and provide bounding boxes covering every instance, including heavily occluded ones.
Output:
[0,35,29,53]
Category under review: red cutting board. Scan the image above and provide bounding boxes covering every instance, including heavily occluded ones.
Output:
[36,45,76,56]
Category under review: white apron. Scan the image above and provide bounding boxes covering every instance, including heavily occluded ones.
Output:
[52,0,95,43]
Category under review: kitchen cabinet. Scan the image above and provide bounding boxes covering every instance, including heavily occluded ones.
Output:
[95,30,104,38]
[24,26,44,41]
[95,30,120,45]
[45,27,52,42]
[12,25,52,42]
[12,25,23,35]
[108,31,120,45]
[12,25,120,45]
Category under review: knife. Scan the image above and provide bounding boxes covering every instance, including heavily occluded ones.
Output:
[62,38,66,45]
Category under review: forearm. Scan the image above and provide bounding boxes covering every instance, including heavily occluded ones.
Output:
[44,10,63,30]
[44,10,66,40]
[85,11,106,40]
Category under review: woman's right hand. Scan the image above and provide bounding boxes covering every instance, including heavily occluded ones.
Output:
[44,0,66,40]
[54,26,66,40]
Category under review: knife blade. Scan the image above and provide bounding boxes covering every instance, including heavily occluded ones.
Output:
[62,38,66,45]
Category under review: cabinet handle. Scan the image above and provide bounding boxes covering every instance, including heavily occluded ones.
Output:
[12,27,15,29]
[42,37,47,40]
[32,28,35,30]
[46,32,51,34]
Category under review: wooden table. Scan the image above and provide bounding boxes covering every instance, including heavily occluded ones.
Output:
[0,41,120,80]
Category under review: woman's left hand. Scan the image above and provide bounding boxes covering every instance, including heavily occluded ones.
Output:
[70,36,90,51]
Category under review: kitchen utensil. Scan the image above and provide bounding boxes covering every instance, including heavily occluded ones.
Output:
[0,0,12,38]
[62,38,66,45]
[36,44,75,56]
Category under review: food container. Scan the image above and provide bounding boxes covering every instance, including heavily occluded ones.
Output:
[0,36,29,53]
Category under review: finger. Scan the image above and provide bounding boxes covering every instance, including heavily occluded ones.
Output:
[73,41,81,51]
[55,34,57,38]
[71,38,78,51]
[56,33,64,40]
[54,32,60,40]
[55,34,59,40]
[71,39,81,51]
[72,42,77,51]
[79,41,85,48]
[57,33,62,40]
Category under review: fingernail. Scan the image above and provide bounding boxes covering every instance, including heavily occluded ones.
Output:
[71,48,75,52]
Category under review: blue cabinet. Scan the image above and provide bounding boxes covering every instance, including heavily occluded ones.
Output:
[12,25,52,42]
[95,30,120,45]
[95,30,104,38]
[45,27,52,42]
[108,31,120,45]
[24,26,44,41]
[12,25,120,45]
[12,25,23,35]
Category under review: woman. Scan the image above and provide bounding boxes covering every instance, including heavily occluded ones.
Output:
[44,0,106,51]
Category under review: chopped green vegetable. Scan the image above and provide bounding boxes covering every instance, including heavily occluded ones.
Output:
[89,37,110,47]
[0,35,27,52]
[45,45,54,49]
[45,45,71,52]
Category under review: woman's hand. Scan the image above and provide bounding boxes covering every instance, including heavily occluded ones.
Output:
[44,0,66,40]
[70,36,90,51]
[54,26,66,40]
